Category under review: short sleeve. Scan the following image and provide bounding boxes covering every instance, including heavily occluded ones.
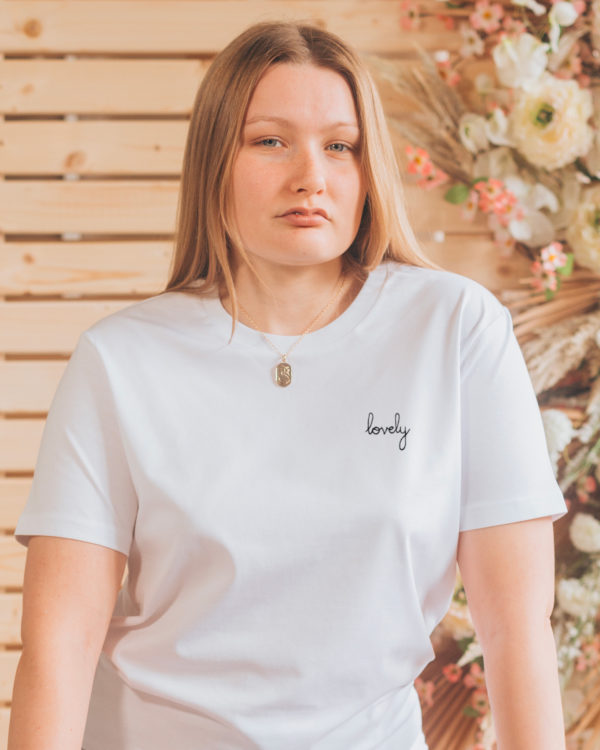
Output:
[459,304,568,532]
[15,332,138,555]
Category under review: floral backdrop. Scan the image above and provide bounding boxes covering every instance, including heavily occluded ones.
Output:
[370,0,600,747]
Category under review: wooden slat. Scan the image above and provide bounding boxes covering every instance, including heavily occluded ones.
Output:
[0,361,66,412]
[0,1,464,56]
[0,180,179,234]
[0,706,10,749]
[0,180,483,235]
[0,479,31,530]
[0,121,188,175]
[0,594,22,646]
[0,651,20,703]
[0,59,209,115]
[0,240,172,295]
[0,419,44,473]
[0,236,519,300]
[0,536,26,589]
[422,234,531,293]
[0,301,131,353]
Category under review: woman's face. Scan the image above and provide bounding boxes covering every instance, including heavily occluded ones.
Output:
[230,63,366,274]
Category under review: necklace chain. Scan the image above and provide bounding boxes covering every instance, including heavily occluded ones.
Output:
[237,271,347,386]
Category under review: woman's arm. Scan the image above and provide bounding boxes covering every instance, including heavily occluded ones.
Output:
[456,516,566,750]
[8,536,127,750]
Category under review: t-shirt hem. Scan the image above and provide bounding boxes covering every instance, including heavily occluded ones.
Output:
[14,514,131,556]
[459,495,568,532]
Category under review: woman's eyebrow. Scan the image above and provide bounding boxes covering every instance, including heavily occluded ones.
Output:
[244,115,359,131]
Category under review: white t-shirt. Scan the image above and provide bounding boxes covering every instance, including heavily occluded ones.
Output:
[15,261,567,750]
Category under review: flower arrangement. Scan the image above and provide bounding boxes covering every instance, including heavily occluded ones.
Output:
[368,1,600,747]
[370,0,599,339]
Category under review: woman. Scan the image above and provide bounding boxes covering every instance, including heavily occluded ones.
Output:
[10,21,568,750]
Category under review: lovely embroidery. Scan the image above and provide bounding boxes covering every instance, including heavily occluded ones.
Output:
[365,412,410,451]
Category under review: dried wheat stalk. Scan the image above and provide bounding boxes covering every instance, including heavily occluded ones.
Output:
[516,309,600,394]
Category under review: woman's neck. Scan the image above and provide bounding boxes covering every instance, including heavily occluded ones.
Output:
[222,258,363,335]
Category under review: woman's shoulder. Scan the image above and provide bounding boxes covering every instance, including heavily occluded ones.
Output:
[378,260,508,338]
[77,288,219,357]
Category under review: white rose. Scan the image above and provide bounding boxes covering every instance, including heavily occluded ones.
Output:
[509,73,594,170]
[492,34,549,91]
[569,513,600,553]
[542,409,574,474]
[566,185,600,272]
[459,113,489,153]
[557,578,598,619]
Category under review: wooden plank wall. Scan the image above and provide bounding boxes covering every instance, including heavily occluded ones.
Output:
[0,1,532,747]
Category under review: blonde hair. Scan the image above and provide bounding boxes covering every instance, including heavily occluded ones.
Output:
[161,21,439,315]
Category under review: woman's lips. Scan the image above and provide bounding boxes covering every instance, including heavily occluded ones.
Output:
[279,213,328,227]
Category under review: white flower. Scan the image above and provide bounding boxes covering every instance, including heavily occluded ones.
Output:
[457,639,483,667]
[557,578,599,619]
[484,107,514,146]
[501,175,559,246]
[569,513,600,554]
[512,0,547,15]
[473,146,519,180]
[459,22,484,58]
[548,2,579,52]
[442,600,475,640]
[433,49,450,63]
[542,409,575,474]
[509,73,594,170]
[565,185,600,273]
[492,34,549,91]
[459,113,489,153]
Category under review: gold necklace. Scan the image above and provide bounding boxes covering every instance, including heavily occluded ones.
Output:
[237,272,347,387]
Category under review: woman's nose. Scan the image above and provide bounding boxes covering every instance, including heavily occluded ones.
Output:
[289,148,326,194]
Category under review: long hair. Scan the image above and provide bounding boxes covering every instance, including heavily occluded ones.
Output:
[161,21,440,318]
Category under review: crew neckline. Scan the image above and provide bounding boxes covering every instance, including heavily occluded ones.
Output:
[201,262,391,351]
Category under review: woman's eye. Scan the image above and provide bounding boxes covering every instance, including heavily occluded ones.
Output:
[256,138,282,148]
[328,143,352,153]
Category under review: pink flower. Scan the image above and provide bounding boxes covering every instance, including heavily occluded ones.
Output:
[464,662,487,690]
[470,688,490,715]
[474,179,505,206]
[443,663,463,683]
[415,677,435,707]
[417,167,450,191]
[461,190,480,222]
[405,145,433,176]
[502,16,526,34]
[492,226,516,256]
[470,0,504,34]
[436,13,456,31]
[541,241,568,271]
[584,476,596,493]
[400,0,422,31]
[576,489,590,505]
[436,59,460,87]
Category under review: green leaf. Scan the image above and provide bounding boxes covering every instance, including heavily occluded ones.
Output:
[469,176,488,186]
[444,184,471,204]
[544,287,555,302]
[457,636,474,653]
[463,706,481,718]
[556,252,574,276]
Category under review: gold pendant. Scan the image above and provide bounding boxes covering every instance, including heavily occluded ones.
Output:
[275,360,292,387]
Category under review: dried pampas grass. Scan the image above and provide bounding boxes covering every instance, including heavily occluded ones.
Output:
[365,46,474,185]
